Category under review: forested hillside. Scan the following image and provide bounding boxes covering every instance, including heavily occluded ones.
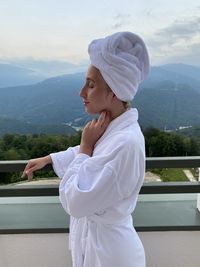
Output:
[0,128,199,184]
[135,83,200,129]
[0,117,76,136]
[0,64,200,131]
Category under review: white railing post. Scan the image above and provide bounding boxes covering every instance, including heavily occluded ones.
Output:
[197,168,200,212]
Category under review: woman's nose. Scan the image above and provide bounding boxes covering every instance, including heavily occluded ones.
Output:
[79,86,86,98]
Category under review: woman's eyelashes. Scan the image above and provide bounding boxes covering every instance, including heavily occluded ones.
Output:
[88,82,94,88]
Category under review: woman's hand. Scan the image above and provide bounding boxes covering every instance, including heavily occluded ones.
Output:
[22,155,52,180]
[80,111,111,156]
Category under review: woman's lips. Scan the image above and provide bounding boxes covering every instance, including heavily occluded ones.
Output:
[84,101,90,105]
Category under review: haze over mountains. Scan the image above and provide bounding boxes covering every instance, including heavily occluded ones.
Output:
[0,60,200,135]
[0,58,88,87]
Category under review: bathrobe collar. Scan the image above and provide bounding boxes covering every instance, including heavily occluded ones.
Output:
[95,108,139,146]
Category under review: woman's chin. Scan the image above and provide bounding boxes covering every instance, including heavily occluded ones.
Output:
[85,107,100,115]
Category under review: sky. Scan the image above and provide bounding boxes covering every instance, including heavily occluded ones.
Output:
[0,0,200,66]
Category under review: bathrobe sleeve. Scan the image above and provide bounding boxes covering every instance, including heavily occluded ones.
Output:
[50,145,80,179]
[59,138,145,218]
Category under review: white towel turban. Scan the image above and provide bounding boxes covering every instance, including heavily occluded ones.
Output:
[88,31,150,101]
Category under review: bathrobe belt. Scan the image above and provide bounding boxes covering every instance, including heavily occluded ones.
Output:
[69,215,132,265]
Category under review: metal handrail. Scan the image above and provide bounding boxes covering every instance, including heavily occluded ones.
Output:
[0,156,200,172]
[0,157,200,197]
[0,182,200,197]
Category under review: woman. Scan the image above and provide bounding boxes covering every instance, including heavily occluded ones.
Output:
[23,31,150,267]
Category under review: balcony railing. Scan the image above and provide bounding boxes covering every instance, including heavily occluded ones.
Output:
[1,157,200,267]
[0,156,200,197]
[1,156,200,233]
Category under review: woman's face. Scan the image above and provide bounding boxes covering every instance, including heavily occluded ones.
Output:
[80,65,113,114]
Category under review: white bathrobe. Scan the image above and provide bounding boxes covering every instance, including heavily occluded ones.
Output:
[50,108,146,267]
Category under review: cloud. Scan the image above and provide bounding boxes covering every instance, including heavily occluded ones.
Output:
[156,16,200,42]
[163,42,200,66]
[111,13,131,29]
[147,16,200,65]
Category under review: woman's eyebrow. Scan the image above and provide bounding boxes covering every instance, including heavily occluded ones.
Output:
[86,77,96,83]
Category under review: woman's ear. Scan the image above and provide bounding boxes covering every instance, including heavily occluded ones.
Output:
[107,89,115,98]
[112,93,117,100]
[107,88,117,101]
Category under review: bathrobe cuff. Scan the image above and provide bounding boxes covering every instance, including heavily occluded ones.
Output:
[65,153,91,176]
[76,153,91,160]
[50,145,80,179]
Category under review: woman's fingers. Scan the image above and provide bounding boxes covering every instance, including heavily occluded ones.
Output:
[104,111,111,125]
[80,111,111,155]
[22,162,32,178]
[22,160,39,179]
[97,111,106,127]
[25,165,39,180]
[27,172,33,181]
[97,111,110,129]
[85,111,108,130]
[91,118,97,126]
[98,111,106,122]
[21,156,50,180]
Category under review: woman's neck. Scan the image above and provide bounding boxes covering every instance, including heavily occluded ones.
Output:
[110,105,128,121]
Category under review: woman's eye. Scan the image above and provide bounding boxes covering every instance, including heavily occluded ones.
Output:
[89,83,94,88]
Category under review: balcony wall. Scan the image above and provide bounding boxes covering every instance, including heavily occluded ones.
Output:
[1,231,200,267]
[0,234,72,267]
[1,157,200,267]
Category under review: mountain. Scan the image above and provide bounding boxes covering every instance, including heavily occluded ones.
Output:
[0,72,89,126]
[142,63,200,93]
[0,58,88,86]
[0,63,46,88]
[0,117,76,136]
[176,126,200,139]
[134,82,200,130]
[0,63,200,132]
[1,58,79,76]
[161,63,200,82]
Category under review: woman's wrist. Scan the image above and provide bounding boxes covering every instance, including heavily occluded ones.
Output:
[43,155,53,165]
[79,144,93,156]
